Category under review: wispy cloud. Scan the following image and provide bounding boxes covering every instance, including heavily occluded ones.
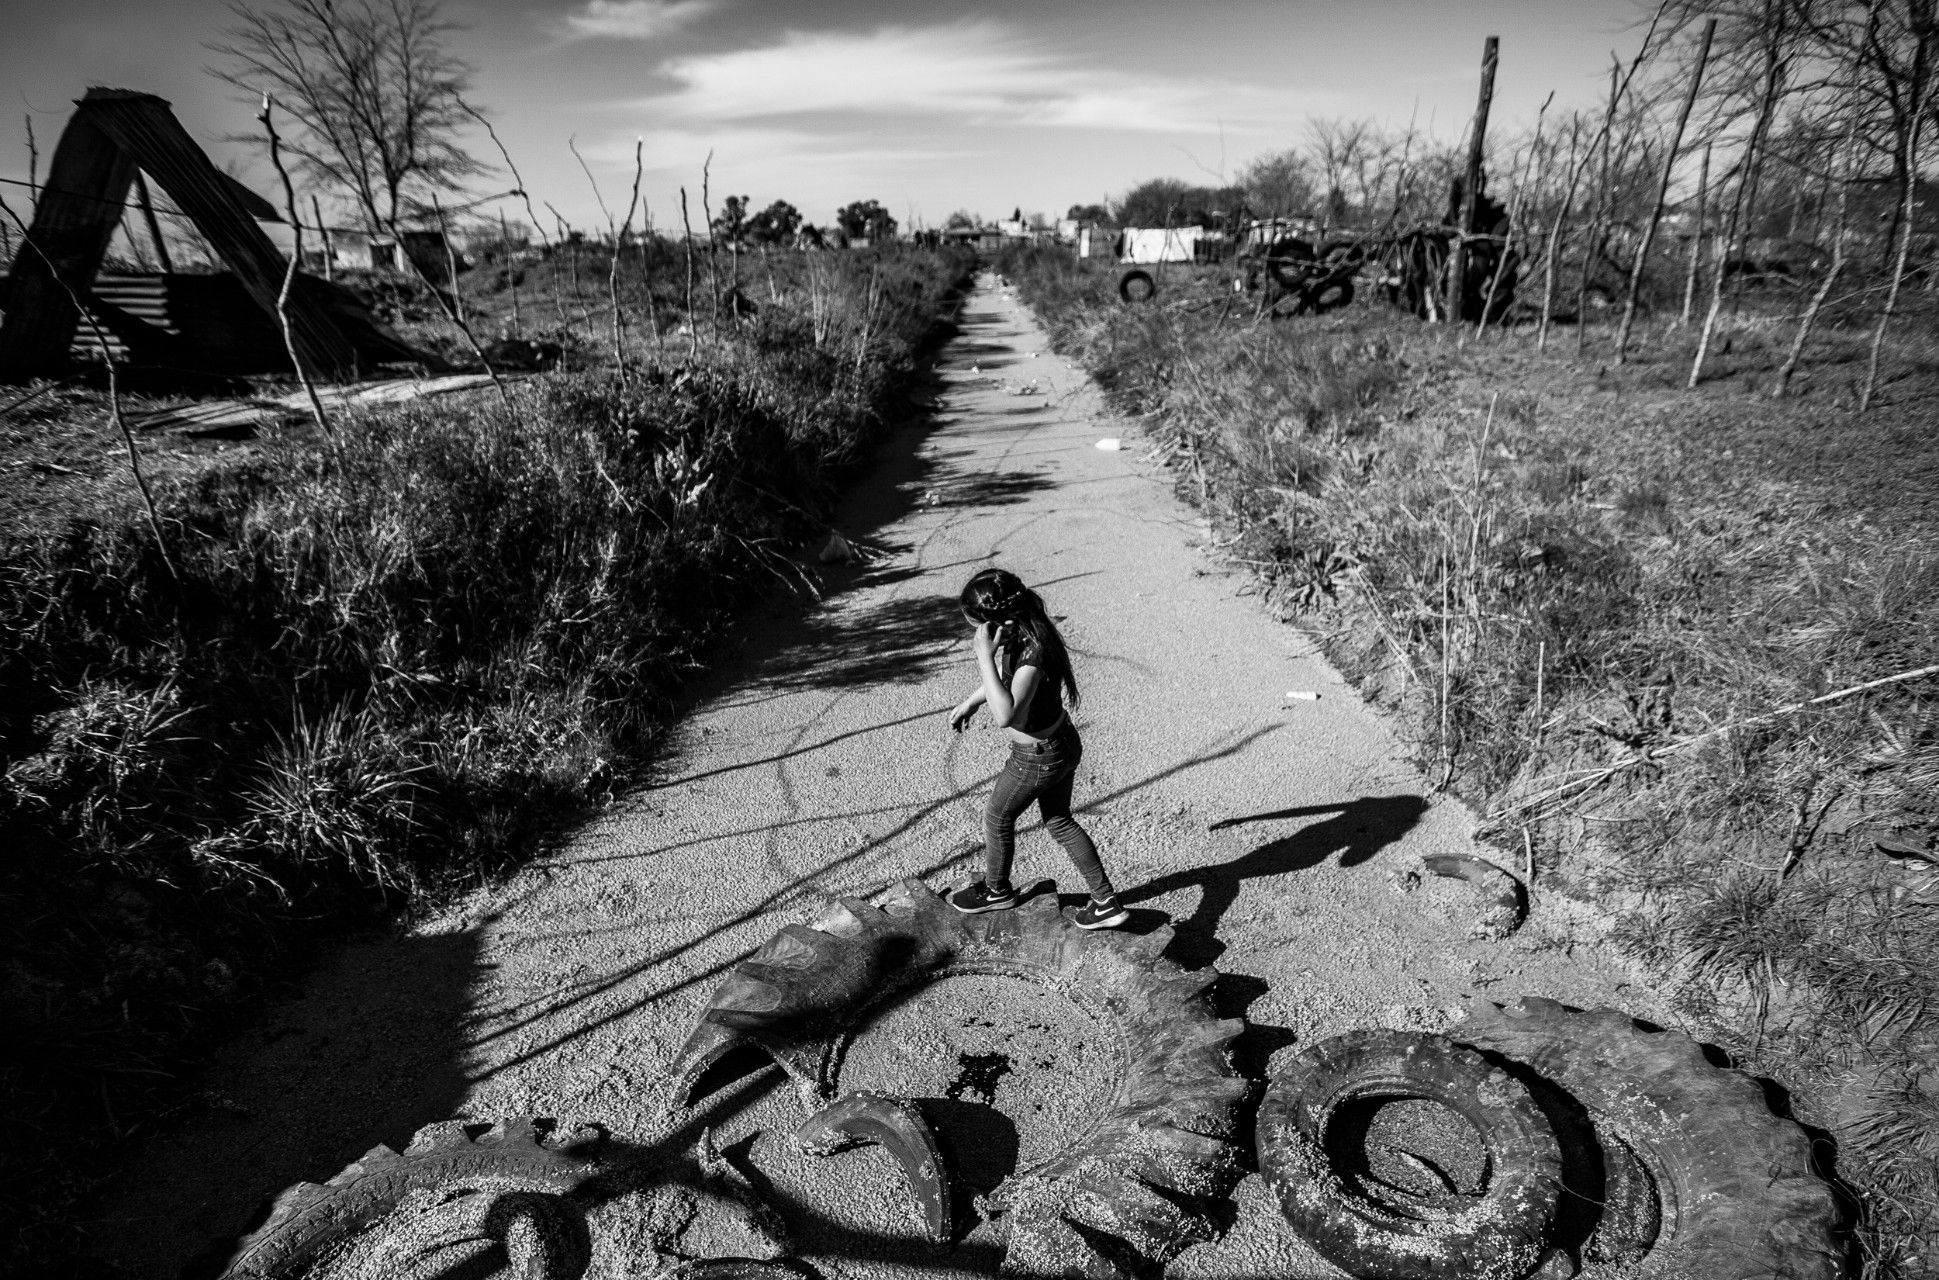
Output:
[633,22,1320,134]
[557,0,720,42]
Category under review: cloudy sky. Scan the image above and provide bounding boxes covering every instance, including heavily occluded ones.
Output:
[1,0,1647,236]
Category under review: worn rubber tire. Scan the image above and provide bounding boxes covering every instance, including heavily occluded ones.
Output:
[1266,239,1318,292]
[1306,277,1355,314]
[1256,1029,1562,1280]
[212,1117,605,1280]
[795,1091,955,1244]
[1454,997,1842,1279]
[670,879,1248,1279]
[1117,270,1155,303]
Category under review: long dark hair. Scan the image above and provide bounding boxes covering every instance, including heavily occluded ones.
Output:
[960,567,1079,708]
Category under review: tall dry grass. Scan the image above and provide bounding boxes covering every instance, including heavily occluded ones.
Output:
[0,242,973,1269]
[1001,241,1939,1273]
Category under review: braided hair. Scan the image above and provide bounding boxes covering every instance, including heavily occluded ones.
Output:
[959,567,1079,708]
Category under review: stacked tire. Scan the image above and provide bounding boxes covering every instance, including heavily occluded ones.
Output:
[1256,999,1843,1279]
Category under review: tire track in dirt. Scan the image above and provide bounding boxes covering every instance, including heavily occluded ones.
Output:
[82,273,1663,1279]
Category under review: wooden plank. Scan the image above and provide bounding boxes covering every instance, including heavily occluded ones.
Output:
[0,108,138,380]
[272,372,514,409]
[125,400,272,432]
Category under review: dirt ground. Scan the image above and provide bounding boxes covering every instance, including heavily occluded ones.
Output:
[0,378,266,545]
[76,274,1666,1279]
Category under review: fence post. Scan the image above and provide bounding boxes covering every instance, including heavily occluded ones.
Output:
[1448,35,1500,324]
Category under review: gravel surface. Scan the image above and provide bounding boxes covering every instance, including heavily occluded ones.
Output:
[81,273,1667,1279]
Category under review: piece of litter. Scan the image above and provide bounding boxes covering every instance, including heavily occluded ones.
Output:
[969,364,979,372]
[1285,690,1321,701]
[1095,438,1123,451]
[818,531,853,563]
[1877,834,1939,865]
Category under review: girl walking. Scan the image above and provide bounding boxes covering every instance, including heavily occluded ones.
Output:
[947,567,1128,929]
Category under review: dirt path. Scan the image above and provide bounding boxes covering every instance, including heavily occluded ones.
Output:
[85,274,1661,1279]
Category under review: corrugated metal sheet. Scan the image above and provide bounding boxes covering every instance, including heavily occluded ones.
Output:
[0,88,427,383]
[74,89,359,379]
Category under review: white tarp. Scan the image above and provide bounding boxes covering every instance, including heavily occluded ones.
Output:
[1118,226,1203,264]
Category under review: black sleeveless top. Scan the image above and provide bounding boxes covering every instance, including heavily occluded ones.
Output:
[999,634,1065,737]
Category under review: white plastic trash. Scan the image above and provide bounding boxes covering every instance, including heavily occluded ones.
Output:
[1284,690,1321,701]
[1095,438,1123,451]
[818,531,853,563]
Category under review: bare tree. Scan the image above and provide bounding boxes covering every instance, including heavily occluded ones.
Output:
[1306,117,1377,230]
[208,0,484,237]
[1236,150,1318,221]
[1860,0,1935,409]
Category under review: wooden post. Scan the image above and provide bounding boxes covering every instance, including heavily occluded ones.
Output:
[258,94,333,435]
[610,138,643,373]
[1538,115,1582,350]
[679,187,699,360]
[1777,102,1862,394]
[501,208,521,338]
[1732,6,1792,315]
[432,194,464,326]
[1479,91,1552,336]
[1617,17,1715,362]
[24,114,38,210]
[1676,143,1710,326]
[701,151,721,342]
[311,193,332,283]
[1577,59,1619,357]
[1691,10,1789,387]
[1447,35,1500,324]
[133,170,173,273]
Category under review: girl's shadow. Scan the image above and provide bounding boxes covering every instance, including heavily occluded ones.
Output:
[1125,795,1428,968]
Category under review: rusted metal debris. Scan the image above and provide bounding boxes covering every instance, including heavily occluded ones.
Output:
[0,88,429,383]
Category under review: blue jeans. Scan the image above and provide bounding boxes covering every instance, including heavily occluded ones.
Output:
[984,722,1114,898]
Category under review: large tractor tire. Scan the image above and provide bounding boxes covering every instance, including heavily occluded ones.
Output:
[1454,997,1842,1279]
[211,1118,607,1280]
[1257,1029,1563,1280]
[669,879,1249,1279]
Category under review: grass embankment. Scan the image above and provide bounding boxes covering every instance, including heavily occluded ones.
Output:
[0,243,973,1269]
[1001,245,1939,1274]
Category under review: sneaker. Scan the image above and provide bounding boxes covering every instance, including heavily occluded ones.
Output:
[1073,895,1130,930]
[950,881,1018,914]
